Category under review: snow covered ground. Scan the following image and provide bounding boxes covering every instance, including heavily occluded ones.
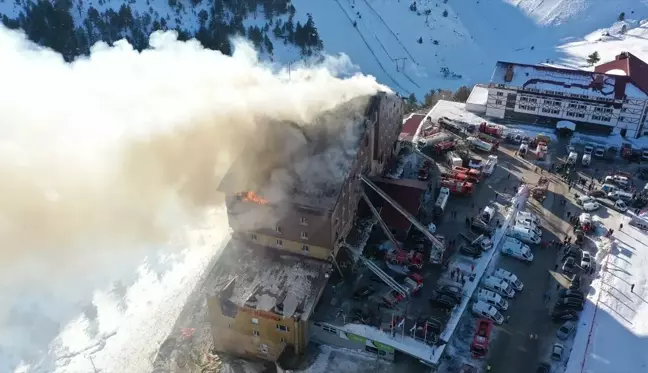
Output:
[563,211,648,373]
[1,208,231,373]
[3,0,648,97]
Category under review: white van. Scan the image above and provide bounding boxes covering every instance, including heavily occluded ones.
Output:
[472,301,504,325]
[483,275,515,298]
[630,215,648,230]
[567,151,578,165]
[501,237,534,262]
[514,219,540,232]
[516,211,540,225]
[477,288,509,311]
[508,225,541,245]
[608,190,633,202]
[493,268,524,291]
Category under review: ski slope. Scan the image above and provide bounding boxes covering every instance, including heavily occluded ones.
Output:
[292,0,648,96]
[564,211,648,373]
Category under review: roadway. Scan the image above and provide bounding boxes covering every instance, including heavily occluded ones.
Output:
[485,143,573,373]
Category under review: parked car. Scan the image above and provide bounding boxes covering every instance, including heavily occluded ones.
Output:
[562,257,576,273]
[437,285,463,303]
[576,196,597,206]
[559,289,584,299]
[551,310,579,322]
[560,294,584,305]
[536,362,551,373]
[555,298,584,311]
[587,189,606,198]
[551,343,565,361]
[581,252,594,273]
[429,294,458,310]
[582,201,600,212]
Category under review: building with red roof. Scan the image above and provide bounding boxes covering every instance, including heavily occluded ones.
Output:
[481,53,648,138]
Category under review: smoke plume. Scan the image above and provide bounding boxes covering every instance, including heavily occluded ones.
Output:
[0,27,387,259]
[0,25,388,371]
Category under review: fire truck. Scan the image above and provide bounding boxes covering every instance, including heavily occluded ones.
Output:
[440,179,474,195]
[453,166,481,180]
[470,319,493,358]
[479,122,504,137]
[441,171,480,184]
[385,248,424,270]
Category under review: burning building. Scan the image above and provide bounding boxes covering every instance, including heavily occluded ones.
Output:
[208,92,404,361]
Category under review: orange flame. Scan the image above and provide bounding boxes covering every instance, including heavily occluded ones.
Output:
[239,191,269,205]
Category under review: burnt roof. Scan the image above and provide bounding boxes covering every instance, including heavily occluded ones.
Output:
[594,52,648,96]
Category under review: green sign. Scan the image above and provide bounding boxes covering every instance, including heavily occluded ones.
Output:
[345,332,367,344]
[371,341,395,353]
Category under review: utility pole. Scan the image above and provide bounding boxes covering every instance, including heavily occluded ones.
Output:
[88,355,99,373]
[394,57,407,72]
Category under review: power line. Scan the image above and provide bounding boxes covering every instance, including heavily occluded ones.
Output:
[333,0,410,95]
[360,0,418,64]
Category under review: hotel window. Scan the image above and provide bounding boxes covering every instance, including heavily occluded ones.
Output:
[275,226,282,234]
[566,112,585,119]
[542,107,560,115]
[276,239,283,246]
[280,337,286,343]
[252,318,259,325]
[300,216,308,226]
[496,92,503,97]
[250,233,258,240]
[302,245,310,252]
[253,330,260,336]
[519,104,536,111]
[619,116,626,122]
[592,115,611,122]
[301,231,308,240]
[323,326,337,334]
[276,325,290,332]
[495,100,503,105]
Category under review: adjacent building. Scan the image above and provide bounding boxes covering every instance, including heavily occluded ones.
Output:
[208,92,404,362]
[480,52,648,138]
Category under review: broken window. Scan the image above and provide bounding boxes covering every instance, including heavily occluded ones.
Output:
[301,231,308,240]
[252,318,259,325]
[253,330,260,336]
[275,226,282,234]
[302,245,309,252]
[276,239,283,246]
[250,233,257,240]
[276,324,290,332]
[300,216,308,225]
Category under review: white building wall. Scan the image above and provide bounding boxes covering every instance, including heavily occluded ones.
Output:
[485,85,648,138]
[484,88,508,118]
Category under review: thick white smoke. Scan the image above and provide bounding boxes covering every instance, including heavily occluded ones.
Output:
[0,25,388,372]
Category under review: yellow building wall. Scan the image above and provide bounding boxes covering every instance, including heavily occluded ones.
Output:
[207,297,308,362]
[236,231,332,261]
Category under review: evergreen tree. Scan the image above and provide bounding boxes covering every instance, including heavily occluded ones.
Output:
[442,10,448,17]
[404,93,419,112]
[618,12,625,21]
[263,33,274,55]
[452,86,471,102]
[587,51,601,66]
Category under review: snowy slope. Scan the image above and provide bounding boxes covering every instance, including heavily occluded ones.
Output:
[2,0,648,97]
[564,212,648,373]
[1,209,230,373]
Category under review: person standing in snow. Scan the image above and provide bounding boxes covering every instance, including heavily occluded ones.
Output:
[619,223,623,231]
[631,284,635,292]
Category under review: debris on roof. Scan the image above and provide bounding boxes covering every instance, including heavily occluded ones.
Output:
[211,240,332,320]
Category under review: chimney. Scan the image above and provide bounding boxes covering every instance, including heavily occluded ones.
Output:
[617,52,629,60]
[504,65,514,83]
